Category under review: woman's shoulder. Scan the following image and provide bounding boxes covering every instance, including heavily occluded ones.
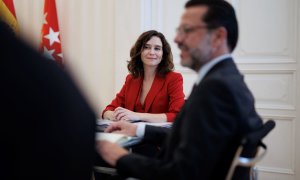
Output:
[125,74,142,82]
[125,74,133,79]
[165,71,183,80]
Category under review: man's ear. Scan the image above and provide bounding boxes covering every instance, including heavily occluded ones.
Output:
[212,26,227,49]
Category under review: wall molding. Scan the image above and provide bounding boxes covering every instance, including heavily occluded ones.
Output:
[258,166,295,175]
[140,0,163,31]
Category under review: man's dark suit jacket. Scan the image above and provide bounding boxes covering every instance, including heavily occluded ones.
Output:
[0,21,96,180]
[116,58,263,180]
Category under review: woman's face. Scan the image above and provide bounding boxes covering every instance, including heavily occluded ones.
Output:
[141,36,163,69]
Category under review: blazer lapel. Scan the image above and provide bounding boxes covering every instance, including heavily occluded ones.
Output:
[144,74,165,112]
[126,76,142,111]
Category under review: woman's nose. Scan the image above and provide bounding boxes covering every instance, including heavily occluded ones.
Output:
[149,48,155,54]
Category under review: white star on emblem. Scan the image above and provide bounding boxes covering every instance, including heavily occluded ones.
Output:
[57,53,63,58]
[44,28,60,46]
[43,12,48,24]
[43,47,55,60]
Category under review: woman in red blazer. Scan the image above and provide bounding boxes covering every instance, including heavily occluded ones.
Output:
[102,30,185,122]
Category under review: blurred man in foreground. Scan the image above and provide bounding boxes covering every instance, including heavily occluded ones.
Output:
[0,21,96,180]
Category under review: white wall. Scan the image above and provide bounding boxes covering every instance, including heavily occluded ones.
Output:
[13,0,300,179]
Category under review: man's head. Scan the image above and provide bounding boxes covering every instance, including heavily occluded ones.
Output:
[174,0,238,71]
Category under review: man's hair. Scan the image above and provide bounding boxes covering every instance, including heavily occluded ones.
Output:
[185,0,238,52]
[127,30,174,78]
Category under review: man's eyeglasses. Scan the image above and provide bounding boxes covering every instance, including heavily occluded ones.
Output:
[176,25,209,36]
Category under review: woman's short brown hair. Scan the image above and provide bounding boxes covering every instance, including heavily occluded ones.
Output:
[127,30,174,78]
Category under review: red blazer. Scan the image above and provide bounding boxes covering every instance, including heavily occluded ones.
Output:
[102,71,185,122]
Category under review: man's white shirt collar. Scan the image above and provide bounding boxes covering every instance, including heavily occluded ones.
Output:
[195,54,232,85]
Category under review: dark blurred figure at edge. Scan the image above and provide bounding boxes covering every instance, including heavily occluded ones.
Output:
[0,21,96,180]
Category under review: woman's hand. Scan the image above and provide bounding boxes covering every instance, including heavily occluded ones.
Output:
[103,110,117,121]
[113,107,140,121]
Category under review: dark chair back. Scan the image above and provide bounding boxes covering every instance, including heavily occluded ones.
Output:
[226,120,276,180]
